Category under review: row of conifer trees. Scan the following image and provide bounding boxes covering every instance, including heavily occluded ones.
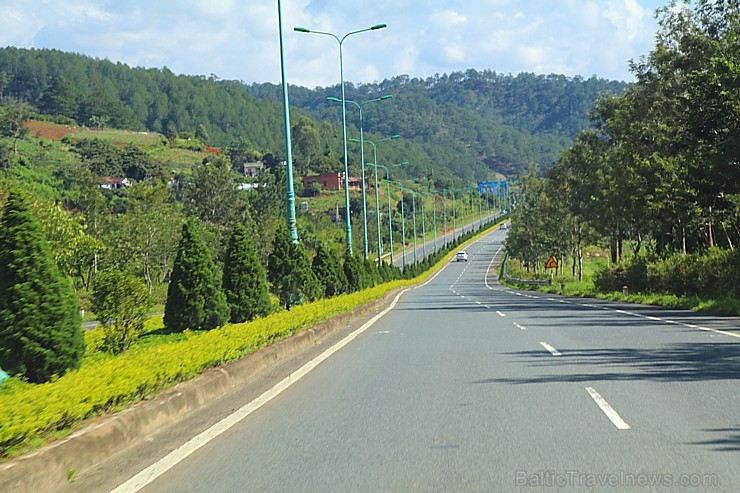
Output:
[0,187,493,383]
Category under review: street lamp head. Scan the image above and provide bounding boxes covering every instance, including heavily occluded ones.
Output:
[348,138,361,143]
[371,23,387,30]
[326,96,341,102]
[380,94,393,100]
[294,27,311,33]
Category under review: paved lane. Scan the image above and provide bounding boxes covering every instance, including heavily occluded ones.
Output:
[86,228,738,492]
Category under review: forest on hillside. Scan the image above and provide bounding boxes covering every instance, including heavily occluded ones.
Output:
[248,70,627,177]
[0,47,626,181]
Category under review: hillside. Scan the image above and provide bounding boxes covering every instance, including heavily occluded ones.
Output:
[247,71,628,177]
[1,47,627,181]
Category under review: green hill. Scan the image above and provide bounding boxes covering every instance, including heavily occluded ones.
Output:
[0,47,627,182]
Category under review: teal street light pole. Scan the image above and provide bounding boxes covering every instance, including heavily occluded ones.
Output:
[442,189,448,247]
[461,189,466,235]
[478,188,483,229]
[378,161,407,266]
[294,23,387,255]
[451,189,457,240]
[335,95,392,259]
[354,134,400,262]
[277,0,298,243]
[427,188,437,253]
[399,183,407,266]
[487,189,491,219]
[420,191,426,260]
[409,189,417,264]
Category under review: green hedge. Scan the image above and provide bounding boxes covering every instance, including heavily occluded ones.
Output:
[594,248,740,297]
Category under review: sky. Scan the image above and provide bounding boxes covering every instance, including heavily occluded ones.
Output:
[0,0,672,88]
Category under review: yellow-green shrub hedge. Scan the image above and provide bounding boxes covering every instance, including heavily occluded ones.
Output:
[0,280,408,455]
[0,224,490,457]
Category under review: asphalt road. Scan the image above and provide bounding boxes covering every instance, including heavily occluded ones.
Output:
[70,228,739,492]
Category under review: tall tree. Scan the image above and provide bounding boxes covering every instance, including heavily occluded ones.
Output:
[0,190,84,383]
[292,116,321,174]
[185,157,244,227]
[164,218,229,331]
[108,182,182,292]
[223,222,272,323]
[0,102,31,154]
[38,75,79,119]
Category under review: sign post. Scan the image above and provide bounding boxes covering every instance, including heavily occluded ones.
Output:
[545,256,558,281]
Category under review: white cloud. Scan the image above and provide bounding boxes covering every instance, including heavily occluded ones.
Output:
[0,8,38,46]
[0,0,667,85]
[444,45,467,63]
[603,0,649,41]
[431,9,467,26]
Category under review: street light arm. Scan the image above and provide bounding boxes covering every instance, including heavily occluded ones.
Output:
[294,27,341,44]
[341,23,387,43]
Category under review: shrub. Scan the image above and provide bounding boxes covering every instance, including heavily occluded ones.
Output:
[91,270,152,354]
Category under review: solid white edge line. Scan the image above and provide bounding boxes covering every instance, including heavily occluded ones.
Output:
[585,387,631,430]
[576,302,740,339]
[484,245,504,290]
[539,341,561,356]
[110,288,411,493]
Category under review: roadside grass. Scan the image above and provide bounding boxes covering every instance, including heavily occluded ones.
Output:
[503,255,740,316]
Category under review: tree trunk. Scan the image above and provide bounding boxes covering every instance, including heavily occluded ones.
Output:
[610,235,618,265]
[720,221,734,251]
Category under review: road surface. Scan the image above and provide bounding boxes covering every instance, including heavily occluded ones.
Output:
[67,227,739,492]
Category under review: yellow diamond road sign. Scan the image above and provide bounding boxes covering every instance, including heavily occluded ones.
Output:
[545,256,558,269]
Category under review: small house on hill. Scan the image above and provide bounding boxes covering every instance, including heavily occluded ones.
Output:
[241,162,263,177]
[303,172,361,191]
[101,177,131,189]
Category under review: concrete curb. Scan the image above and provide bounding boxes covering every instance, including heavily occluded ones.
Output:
[0,288,404,493]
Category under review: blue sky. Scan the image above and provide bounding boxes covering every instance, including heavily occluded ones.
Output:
[0,0,672,88]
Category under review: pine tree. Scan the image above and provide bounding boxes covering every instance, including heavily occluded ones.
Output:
[0,191,84,383]
[164,218,229,331]
[267,228,320,309]
[363,258,382,288]
[343,251,368,293]
[223,223,272,323]
[311,242,348,298]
